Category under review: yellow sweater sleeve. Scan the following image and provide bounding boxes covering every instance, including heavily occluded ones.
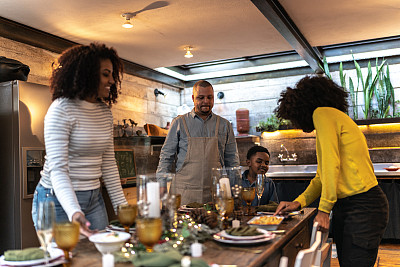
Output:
[295,108,340,213]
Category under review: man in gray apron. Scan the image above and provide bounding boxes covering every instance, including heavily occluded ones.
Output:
[157,80,240,205]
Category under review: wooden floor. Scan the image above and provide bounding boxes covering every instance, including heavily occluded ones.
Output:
[331,240,400,267]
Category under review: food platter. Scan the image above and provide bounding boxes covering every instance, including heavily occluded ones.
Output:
[247,215,285,230]
[0,247,63,266]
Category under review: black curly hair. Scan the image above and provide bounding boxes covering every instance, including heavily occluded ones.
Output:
[274,75,349,132]
[247,145,270,159]
[50,43,123,105]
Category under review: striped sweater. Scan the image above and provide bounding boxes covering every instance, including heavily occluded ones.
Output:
[40,98,126,220]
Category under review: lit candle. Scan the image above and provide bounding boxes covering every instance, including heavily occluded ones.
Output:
[191,241,202,257]
[146,181,161,217]
[102,253,114,267]
[232,219,240,228]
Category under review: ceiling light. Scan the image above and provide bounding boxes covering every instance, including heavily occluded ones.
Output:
[121,13,134,29]
[184,46,193,58]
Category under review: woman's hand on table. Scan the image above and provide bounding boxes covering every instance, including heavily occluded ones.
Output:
[274,201,301,216]
[72,212,96,237]
[314,210,330,232]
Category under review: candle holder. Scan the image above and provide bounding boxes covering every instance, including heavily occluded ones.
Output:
[211,167,242,223]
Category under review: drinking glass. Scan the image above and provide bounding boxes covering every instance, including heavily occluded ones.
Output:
[256,174,265,206]
[53,221,80,266]
[117,204,137,233]
[36,201,55,266]
[136,217,163,252]
[241,187,256,215]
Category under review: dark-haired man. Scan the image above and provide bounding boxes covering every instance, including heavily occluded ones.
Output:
[242,145,277,205]
[157,80,240,205]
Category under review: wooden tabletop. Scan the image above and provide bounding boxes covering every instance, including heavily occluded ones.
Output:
[70,208,316,267]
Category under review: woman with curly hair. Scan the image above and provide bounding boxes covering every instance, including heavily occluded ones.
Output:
[274,75,388,266]
[32,43,127,237]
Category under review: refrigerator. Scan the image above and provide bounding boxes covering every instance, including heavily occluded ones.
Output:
[0,80,52,253]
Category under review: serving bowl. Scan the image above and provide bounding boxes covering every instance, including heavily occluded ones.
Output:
[247,215,284,231]
[89,231,131,254]
[384,166,400,171]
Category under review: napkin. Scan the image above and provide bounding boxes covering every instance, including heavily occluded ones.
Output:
[225,226,262,236]
[255,202,279,212]
[132,248,208,267]
[4,247,44,261]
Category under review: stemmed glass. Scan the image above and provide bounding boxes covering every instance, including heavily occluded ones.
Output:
[136,217,163,252]
[117,204,137,233]
[53,221,80,267]
[241,187,255,215]
[36,201,55,266]
[256,174,265,206]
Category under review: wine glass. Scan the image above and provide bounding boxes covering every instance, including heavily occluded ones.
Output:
[36,201,55,266]
[117,204,137,233]
[53,221,80,266]
[136,217,162,252]
[256,174,265,206]
[241,187,256,215]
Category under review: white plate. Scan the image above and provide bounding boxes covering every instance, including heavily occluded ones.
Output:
[0,247,63,266]
[178,205,202,212]
[213,232,275,245]
[219,228,272,240]
[106,225,135,233]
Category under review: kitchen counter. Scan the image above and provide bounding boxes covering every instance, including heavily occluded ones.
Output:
[266,163,400,178]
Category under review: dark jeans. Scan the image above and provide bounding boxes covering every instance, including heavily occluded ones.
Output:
[332,186,389,267]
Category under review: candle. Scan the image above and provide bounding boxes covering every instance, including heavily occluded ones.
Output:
[102,253,114,267]
[146,181,161,217]
[219,177,232,198]
[191,241,202,257]
[232,219,240,228]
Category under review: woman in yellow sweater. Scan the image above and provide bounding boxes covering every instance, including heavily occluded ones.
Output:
[274,75,388,267]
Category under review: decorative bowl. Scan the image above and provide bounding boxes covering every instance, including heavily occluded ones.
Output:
[384,166,400,171]
[89,231,131,254]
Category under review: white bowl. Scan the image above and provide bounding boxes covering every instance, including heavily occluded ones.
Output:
[89,231,131,254]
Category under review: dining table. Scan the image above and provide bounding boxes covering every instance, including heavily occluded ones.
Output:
[70,207,317,267]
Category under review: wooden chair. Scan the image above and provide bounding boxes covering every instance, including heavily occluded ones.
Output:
[293,230,322,267]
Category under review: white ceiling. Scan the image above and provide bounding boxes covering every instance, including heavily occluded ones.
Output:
[1,0,400,70]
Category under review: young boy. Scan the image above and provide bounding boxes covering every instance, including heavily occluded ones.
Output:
[241,145,277,206]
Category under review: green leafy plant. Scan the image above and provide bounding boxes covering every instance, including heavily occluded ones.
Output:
[374,62,394,118]
[353,56,386,119]
[321,55,395,119]
[257,114,291,132]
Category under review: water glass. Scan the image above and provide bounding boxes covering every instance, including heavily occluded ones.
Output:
[117,204,137,233]
[37,201,55,266]
[136,218,163,252]
[53,221,80,266]
[256,174,265,206]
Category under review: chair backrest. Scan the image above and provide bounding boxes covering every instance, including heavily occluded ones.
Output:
[310,222,332,267]
[294,231,322,267]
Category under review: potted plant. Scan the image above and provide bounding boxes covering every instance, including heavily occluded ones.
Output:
[256,115,293,132]
[321,55,397,124]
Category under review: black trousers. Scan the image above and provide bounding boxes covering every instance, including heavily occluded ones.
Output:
[332,186,389,267]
